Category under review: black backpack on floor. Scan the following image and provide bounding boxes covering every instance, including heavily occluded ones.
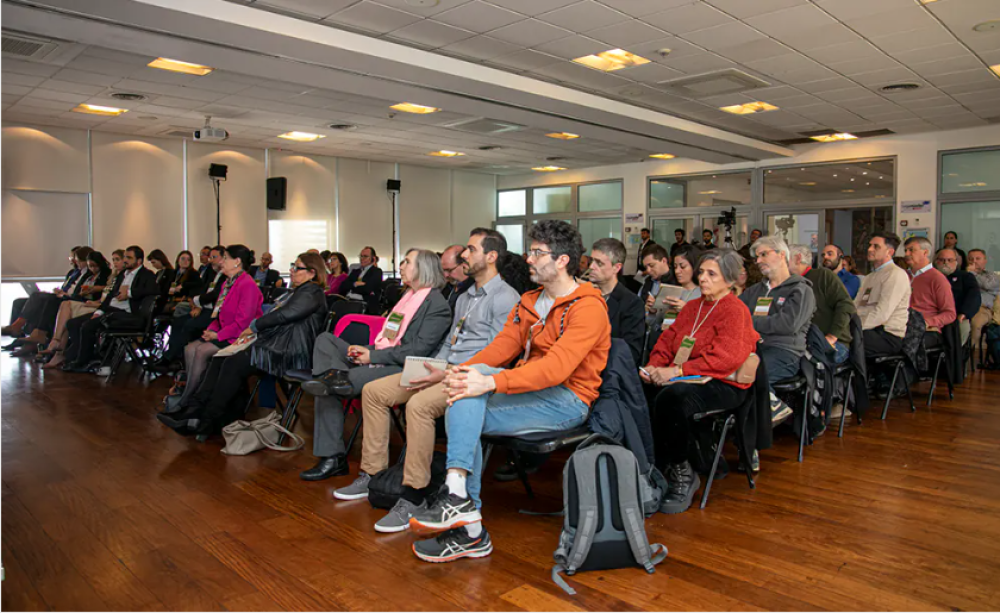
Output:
[367,450,447,509]
[552,435,667,595]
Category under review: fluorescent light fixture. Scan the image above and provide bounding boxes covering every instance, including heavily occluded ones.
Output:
[573,49,650,72]
[72,104,128,116]
[532,166,566,172]
[719,101,779,115]
[799,182,817,186]
[810,132,858,143]
[841,189,855,193]
[147,57,213,75]
[546,132,580,140]
[698,190,721,195]
[959,182,988,187]
[390,102,440,114]
[278,131,326,142]
[649,153,676,160]
[991,64,1000,77]
[428,150,464,157]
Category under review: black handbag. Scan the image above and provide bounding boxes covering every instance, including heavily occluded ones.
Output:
[367,450,447,510]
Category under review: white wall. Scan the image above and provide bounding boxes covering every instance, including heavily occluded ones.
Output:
[500,124,1000,270]
[451,171,497,246]
[188,142,267,252]
[337,159,396,267]
[1,124,90,193]
[400,164,452,254]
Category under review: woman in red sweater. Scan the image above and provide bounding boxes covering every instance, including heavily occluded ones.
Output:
[641,249,759,514]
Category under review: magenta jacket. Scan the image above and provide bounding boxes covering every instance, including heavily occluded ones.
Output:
[207,272,263,343]
[326,272,348,296]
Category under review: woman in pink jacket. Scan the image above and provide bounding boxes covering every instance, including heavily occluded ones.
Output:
[180,244,263,405]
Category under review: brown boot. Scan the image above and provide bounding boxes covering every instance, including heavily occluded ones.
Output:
[1,318,26,337]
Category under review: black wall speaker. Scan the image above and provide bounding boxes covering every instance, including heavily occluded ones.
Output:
[387,179,401,192]
[209,163,228,179]
[267,177,287,211]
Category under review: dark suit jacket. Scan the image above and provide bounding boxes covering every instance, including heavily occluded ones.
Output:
[636,239,655,272]
[99,267,159,313]
[343,265,383,311]
[155,268,176,297]
[947,270,981,321]
[606,281,645,366]
[199,265,217,287]
[249,266,282,290]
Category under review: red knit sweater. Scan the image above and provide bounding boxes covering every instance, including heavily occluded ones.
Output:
[647,292,760,389]
[909,267,956,330]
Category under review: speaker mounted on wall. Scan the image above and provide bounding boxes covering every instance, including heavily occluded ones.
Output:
[267,177,287,211]
[209,163,228,180]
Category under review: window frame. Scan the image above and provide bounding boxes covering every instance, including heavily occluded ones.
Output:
[495,180,625,248]
[936,145,1000,248]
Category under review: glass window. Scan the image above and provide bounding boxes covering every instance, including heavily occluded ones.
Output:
[651,218,695,246]
[579,217,622,251]
[650,172,751,208]
[764,159,894,203]
[498,189,526,217]
[579,182,622,212]
[496,223,525,256]
[940,201,1000,269]
[269,220,328,270]
[941,149,1000,194]
[766,213,821,253]
[533,186,572,214]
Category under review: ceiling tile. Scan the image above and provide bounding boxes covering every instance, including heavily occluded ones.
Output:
[1,73,46,87]
[868,26,957,54]
[586,20,666,48]
[36,79,106,96]
[925,0,1000,35]
[489,48,564,70]
[889,42,972,65]
[644,3,733,35]
[805,41,885,65]
[714,38,793,62]
[484,0,578,17]
[816,0,917,20]
[254,0,359,18]
[488,18,572,46]
[745,4,836,38]
[843,7,940,39]
[910,54,990,78]
[533,35,609,60]
[594,0,695,18]
[52,68,121,87]
[374,0,471,16]
[620,62,685,84]
[796,76,858,94]
[659,53,736,75]
[21,88,84,103]
[1,58,62,78]
[703,0,807,19]
[438,35,521,60]
[926,68,996,89]
[323,2,423,34]
[627,36,704,61]
[433,1,523,33]
[851,66,922,87]
[536,0,630,32]
[389,19,476,46]
[826,55,902,77]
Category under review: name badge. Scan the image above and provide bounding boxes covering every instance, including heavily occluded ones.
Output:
[673,335,696,366]
[661,311,678,331]
[754,297,773,317]
[451,317,466,345]
[383,311,406,340]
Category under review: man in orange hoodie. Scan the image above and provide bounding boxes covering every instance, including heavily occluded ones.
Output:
[409,220,611,563]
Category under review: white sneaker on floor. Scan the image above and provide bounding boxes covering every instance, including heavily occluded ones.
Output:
[95,366,112,377]
[770,392,793,425]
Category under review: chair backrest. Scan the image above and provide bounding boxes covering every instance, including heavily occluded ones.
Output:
[334,314,386,345]
[325,299,366,332]
[139,295,163,335]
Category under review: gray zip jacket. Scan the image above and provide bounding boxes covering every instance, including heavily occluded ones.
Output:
[739,274,816,356]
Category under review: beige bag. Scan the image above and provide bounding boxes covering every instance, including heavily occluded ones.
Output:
[726,353,760,385]
[221,411,304,456]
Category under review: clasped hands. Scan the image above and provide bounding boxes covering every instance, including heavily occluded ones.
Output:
[441,365,495,405]
[639,364,682,386]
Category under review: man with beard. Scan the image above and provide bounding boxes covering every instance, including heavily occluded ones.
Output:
[821,244,860,299]
[738,228,763,261]
[408,220,610,563]
[440,244,473,311]
[935,248,980,344]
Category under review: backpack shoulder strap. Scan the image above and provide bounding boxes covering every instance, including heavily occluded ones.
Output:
[561,446,602,573]
[605,446,668,573]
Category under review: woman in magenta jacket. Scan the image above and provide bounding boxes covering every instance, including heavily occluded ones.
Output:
[180,244,263,404]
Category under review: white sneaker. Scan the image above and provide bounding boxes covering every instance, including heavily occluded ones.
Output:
[95,366,112,377]
[770,393,793,424]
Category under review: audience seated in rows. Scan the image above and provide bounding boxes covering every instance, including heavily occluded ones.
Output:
[855,233,912,359]
[325,252,349,296]
[148,249,176,296]
[587,238,645,367]
[197,245,218,286]
[642,249,759,514]
[342,246,383,312]
[942,231,967,270]
[299,249,451,481]
[821,243,861,299]
[669,228,689,260]
[158,253,327,436]
[250,251,284,291]
[740,236,816,422]
[935,248,980,345]
[331,229,520,534]
[406,220,610,563]
[153,246,226,372]
[904,236,956,350]
[968,249,998,354]
[440,244,474,311]
[788,244,856,365]
[638,244,674,311]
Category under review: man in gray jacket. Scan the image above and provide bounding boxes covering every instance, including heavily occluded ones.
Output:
[740,236,817,423]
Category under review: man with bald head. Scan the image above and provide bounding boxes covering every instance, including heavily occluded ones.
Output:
[935,248,980,344]
[251,251,283,291]
[440,244,472,312]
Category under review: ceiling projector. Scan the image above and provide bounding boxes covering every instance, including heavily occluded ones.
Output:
[193,116,229,142]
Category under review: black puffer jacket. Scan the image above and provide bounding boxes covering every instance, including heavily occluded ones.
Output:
[250,282,326,377]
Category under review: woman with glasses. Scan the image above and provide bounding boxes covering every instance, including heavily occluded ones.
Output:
[158,253,328,436]
[325,252,349,296]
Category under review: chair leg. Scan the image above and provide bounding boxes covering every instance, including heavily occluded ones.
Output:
[344,402,363,455]
[700,415,734,509]
[733,419,756,491]
[839,370,853,438]
[278,386,303,446]
[882,362,901,420]
[927,353,943,407]
[902,365,915,412]
[798,379,814,463]
[389,406,407,444]
[509,450,535,499]
[244,379,262,416]
[482,443,494,470]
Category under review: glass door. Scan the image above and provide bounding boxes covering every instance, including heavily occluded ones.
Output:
[766,212,822,256]
[651,217,696,247]
[824,206,892,274]
[495,222,526,256]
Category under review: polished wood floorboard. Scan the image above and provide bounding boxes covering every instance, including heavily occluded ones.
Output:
[3,351,1000,611]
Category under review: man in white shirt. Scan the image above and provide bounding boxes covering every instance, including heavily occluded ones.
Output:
[968,249,998,354]
[855,232,911,358]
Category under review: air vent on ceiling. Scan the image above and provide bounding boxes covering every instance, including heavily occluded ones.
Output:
[110,92,147,101]
[657,68,771,98]
[327,123,357,131]
[545,156,566,162]
[441,117,524,135]
[478,145,502,151]
[880,83,921,93]
[1,31,59,59]
[160,128,197,138]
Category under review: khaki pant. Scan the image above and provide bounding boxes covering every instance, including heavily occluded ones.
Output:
[67,301,98,319]
[360,373,447,489]
[971,305,992,353]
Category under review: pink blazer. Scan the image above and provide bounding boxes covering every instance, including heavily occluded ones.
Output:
[207,273,263,343]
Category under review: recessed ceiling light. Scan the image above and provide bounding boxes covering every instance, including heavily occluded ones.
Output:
[573,49,650,72]
[991,64,1000,77]
[390,102,440,114]
[278,131,325,142]
[720,101,779,115]
[147,57,213,75]
[532,166,566,172]
[810,132,858,143]
[698,190,721,195]
[72,104,128,116]
[546,132,580,140]
[973,19,1000,33]
[649,153,676,160]
[428,150,464,157]
[842,189,855,193]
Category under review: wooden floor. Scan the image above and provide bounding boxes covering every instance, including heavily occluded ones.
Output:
[3,350,1000,612]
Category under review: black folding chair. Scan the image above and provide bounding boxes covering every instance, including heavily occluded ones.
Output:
[836,313,866,438]
[869,354,916,420]
[481,425,592,499]
[323,299,366,333]
[102,295,161,382]
[772,359,815,463]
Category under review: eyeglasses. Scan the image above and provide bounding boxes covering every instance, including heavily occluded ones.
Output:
[359,254,373,260]
[755,249,775,259]
[442,265,460,274]
[526,249,553,259]
[290,263,310,271]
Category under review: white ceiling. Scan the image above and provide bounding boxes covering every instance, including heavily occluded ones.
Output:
[3,0,999,173]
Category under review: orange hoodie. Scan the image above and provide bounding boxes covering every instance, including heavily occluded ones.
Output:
[462,282,611,406]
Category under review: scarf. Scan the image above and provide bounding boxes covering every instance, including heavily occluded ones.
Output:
[373,287,432,350]
[212,271,243,318]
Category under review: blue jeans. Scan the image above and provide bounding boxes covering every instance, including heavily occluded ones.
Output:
[446,365,589,508]
[833,341,850,364]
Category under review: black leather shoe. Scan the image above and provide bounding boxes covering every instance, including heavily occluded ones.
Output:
[3,340,25,351]
[156,413,200,434]
[300,455,349,481]
[301,370,353,397]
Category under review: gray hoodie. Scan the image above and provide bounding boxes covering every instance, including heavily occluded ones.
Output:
[739,274,816,356]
